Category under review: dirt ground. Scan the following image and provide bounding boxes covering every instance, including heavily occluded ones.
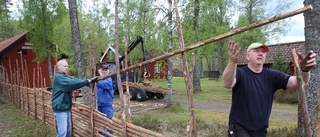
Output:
[0,94,297,136]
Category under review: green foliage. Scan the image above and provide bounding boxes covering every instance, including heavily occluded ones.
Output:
[232,0,291,48]
[271,50,289,73]
[0,0,18,40]
[181,0,234,75]
[20,0,62,62]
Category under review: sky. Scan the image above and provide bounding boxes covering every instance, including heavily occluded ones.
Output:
[269,1,306,44]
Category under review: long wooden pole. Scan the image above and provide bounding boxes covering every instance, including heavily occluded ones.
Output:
[173,0,196,136]
[291,49,312,136]
[97,5,313,81]
[114,0,127,136]
[89,29,96,137]
[124,35,131,123]
[315,85,320,136]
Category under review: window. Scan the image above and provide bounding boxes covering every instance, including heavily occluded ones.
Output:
[154,64,160,74]
[17,49,27,55]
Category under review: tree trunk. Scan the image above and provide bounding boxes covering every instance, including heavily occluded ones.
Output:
[68,0,88,105]
[167,0,173,106]
[47,55,53,86]
[192,0,201,92]
[302,1,320,136]
[68,0,85,78]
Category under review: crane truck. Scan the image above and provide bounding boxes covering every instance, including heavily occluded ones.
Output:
[97,36,168,102]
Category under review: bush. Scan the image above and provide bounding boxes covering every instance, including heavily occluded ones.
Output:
[268,126,299,137]
[132,113,163,131]
[274,89,298,104]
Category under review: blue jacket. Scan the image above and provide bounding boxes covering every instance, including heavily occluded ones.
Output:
[96,77,114,106]
[52,71,89,112]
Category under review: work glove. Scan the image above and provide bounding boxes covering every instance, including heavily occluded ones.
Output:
[89,76,99,83]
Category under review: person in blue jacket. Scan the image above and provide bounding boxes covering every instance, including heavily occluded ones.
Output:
[52,59,98,137]
[97,64,114,137]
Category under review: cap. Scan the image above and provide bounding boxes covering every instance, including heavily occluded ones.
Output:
[100,64,109,69]
[247,43,269,52]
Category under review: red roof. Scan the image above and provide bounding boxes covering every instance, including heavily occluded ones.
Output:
[237,41,305,65]
[0,32,27,54]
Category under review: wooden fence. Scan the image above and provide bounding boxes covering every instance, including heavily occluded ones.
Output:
[0,82,165,137]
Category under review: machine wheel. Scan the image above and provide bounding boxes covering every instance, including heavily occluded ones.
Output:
[146,92,156,99]
[129,88,137,100]
[156,93,166,99]
[136,88,147,102]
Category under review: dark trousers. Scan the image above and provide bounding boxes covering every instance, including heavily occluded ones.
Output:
[228,124,267,137]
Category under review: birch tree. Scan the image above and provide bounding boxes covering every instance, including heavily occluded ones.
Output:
[21,0,64,85]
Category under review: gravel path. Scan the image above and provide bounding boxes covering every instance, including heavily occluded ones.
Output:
[173,100,298,122]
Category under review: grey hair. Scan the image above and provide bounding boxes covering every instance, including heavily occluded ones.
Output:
[56,59,67,68]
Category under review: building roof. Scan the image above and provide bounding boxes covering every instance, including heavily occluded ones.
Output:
[0,32,28,55]
[99,45,116,63]
[237,41,305,65]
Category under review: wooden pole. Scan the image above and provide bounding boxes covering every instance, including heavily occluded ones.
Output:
[16,60,21,109]
[315,85,320,136]
[37,62,40,88]
[89,29,96,137]
[40,67,43,88]
[291,49,312,137]
[97,5,313,82]
[30,68,35,117]
[124,35,132,123]
[114,0,127,136]
[42,79,46,124]
[173,0,196,136]
[189,53,195,89]
[24,60,30,87]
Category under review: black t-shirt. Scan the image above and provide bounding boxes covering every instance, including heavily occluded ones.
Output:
[229,66,290,131]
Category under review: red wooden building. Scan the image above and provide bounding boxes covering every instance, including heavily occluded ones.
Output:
[0,32,56,88]
[99,45,168,80]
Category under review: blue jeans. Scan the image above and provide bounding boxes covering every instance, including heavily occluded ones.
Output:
[54,111,71,137]
[98,105,114,137]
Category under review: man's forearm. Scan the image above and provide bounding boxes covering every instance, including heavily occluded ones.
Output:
[222,59,237,88]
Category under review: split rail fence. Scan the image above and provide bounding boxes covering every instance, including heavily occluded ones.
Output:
[0,82,164,137]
